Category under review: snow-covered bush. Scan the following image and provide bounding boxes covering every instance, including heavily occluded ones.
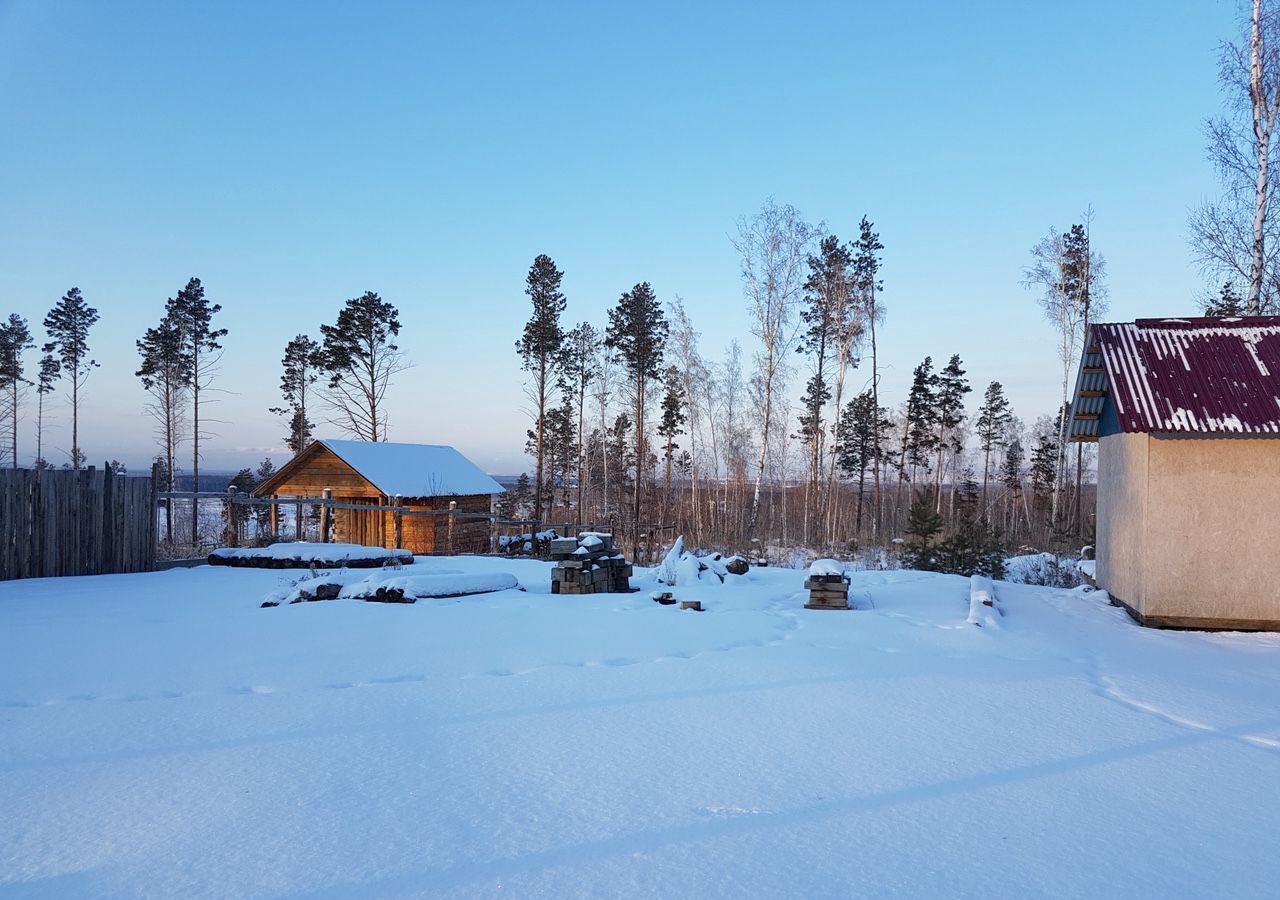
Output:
[1004,552,1086,588]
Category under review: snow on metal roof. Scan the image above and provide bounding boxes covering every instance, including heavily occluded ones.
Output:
[1071,317,1280,438]
[319,440,505,497]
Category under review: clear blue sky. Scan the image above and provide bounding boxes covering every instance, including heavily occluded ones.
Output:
[0,0,1235,473]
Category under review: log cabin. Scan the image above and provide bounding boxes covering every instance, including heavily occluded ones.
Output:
[253,439,505,555]
[1068,316,1280,630]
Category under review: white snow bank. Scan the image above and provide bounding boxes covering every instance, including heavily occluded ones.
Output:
[1078,559,1097,578]
[808,558,847,578]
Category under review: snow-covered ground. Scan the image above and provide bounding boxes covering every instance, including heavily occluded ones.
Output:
[3,558,1280,898]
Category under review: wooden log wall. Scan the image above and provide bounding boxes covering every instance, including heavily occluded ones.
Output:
[0,467,156,581]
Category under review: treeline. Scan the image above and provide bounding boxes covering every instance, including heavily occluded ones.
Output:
[504,199,1110,555]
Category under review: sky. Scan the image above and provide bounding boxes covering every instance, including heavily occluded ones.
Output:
[0,0,1239,474]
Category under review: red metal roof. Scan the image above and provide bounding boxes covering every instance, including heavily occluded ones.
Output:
[1085,317,1280,436]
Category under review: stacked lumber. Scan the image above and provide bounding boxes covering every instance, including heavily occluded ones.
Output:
[550,533,634,595]
[804,559,850,610]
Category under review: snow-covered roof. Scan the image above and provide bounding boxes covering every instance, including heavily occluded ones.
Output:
[1070,317,1280,439]
[317,440,504,497]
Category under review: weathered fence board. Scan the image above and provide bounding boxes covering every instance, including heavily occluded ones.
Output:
[0,467,155,580]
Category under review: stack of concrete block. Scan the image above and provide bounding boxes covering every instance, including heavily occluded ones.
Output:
[550,533,634,595]
[804,559,850,610]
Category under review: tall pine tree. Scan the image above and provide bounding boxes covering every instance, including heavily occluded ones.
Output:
[169,277,226,546]
[0,314,33,468]
[34,351,60,469]
[656,364,686,521]
[270,334,321,454]
[932,354,971,509]
[43,287,99,470]
[836,390,891,533]
[605,282,667,531]
[318,291,407,442]
[975,381,1012,515]
[136,307,191,507]
[515,255,567,525]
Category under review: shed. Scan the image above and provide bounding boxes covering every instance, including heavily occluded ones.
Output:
[1069,316,1280,629]
[254,439,505,555]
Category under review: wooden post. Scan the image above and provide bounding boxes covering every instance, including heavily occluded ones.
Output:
[393,495,403,550]
[320,488,332,543]
[269,494,279,539]
[295,498,303,542]
[448,500,456,555]
[225,487,239,548]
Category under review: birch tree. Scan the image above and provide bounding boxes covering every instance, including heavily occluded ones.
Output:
[1190,0,1280,313]
[733,199,814,535]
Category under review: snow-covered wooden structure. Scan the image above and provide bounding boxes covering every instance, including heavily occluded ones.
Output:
[1068,317,1280,629]
[254,440,504,555]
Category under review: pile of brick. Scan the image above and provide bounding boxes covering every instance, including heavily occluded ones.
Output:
[550,533,634,595]
[804,559,850,610]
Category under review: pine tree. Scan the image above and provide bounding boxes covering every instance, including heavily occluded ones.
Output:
[167,278,226,546]
[318,291,407,443]
[932,354,971,508]
[254,457,276,537]
[42,287,99,469]
[1203,281,1246,317]
[1000,436,1026,534]
[835,390,891,533]
[899,357,938,489]
[853,217,886,534]
[136,307,190,505]
[0,314,33,468]
[559,322,597,515]
[605,282,668,530]
[1030,425,1059,527]
[975,381,1012,513]
[656,364,686,520]
[798,236,848,513]
[515,255,567,526]
[270,334,321,454]
[901,489,943,569]
[34,351,59,469]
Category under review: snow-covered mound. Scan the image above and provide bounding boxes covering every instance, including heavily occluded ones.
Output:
[210,542,414,569]
[264,566,519,605]
[654,536,747,586]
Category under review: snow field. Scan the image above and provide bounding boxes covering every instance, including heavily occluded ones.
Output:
[3,559,1280,898]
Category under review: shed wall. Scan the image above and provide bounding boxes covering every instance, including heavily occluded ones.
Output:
[1140,436,1280,628]
[1096,432,1148,613]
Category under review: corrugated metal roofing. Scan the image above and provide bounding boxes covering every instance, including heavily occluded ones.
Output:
[1071,317,1280,438]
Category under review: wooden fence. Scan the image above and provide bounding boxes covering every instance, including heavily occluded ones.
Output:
[0,467,156,581]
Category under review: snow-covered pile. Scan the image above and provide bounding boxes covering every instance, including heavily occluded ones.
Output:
[966,573,1001,628]
[263,564,519,606]
[210,542,414,569]
[808,558,849,579]
[654,536,747,586]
